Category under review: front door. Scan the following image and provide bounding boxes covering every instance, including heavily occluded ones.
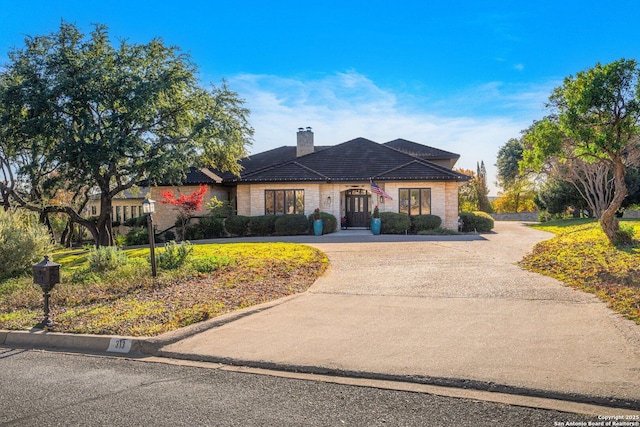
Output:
[345,189,371,228]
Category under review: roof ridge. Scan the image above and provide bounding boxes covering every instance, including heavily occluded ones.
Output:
[384,138,460,158]
[376,159,423,177]
[374,159,469,181]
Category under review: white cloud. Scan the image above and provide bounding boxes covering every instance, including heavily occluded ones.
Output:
[228,71,551,195]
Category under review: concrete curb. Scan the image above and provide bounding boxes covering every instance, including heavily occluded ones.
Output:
[153,349,640,412]
[1,329,147,358]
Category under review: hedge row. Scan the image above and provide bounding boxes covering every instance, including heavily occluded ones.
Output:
[123,210,490,244]
[379,212,412,234]
[376,213,443,234]
[183,212,339,239]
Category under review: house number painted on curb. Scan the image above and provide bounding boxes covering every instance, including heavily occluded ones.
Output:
[107,338,132,353]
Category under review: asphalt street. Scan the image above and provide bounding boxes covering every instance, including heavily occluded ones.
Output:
[0,348,600,427]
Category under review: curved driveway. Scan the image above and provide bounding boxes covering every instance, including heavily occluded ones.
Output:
[159,221,640,407]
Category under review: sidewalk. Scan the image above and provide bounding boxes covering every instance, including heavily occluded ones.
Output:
[156,222,640,409]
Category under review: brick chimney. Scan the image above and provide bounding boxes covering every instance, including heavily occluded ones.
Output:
[296,127,314,157]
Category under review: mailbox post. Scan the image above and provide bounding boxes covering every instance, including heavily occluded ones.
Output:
[32,255,61,329]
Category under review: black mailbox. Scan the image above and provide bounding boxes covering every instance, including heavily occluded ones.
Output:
[33,256,60,292]
[32,256,60,329]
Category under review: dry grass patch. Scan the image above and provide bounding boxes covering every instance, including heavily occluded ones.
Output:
[0,242,327,336]
[520,219,640,323]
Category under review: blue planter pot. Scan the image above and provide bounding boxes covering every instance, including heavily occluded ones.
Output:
[313,219,323,236]
[371,218,381,235]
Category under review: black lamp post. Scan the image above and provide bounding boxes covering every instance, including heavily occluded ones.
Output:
[32,256,61,329]
[142,198,157,277]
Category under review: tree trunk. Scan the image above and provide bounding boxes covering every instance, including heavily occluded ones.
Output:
[600,156,627,244]
[60,221,69,247]
[1,190,10,211]
[39,210,55,242]
[95,195,114,247]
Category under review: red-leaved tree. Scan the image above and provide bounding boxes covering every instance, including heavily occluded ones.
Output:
[159,185,207,240]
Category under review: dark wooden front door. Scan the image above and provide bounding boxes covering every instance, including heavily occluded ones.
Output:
[345,190,371,228]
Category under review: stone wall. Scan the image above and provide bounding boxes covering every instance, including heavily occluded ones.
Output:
[490,212,540,222]
[622,210,640,219]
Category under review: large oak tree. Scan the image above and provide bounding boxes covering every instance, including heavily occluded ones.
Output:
[0,23,253,246]
[522,59,640,244]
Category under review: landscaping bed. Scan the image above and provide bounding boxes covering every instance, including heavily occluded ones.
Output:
[520,219,640,324]
[0,242,327,336]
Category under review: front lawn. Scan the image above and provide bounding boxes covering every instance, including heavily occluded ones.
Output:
[520,219,640,323]
[0,242,327,336]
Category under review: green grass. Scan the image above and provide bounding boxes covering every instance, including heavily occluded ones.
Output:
[0,242,328,336]
[521,219,640,323]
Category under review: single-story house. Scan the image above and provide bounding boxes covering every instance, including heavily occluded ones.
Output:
[96,128,470,233]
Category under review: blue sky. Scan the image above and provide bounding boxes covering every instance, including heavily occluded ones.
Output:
[2,1,640,194]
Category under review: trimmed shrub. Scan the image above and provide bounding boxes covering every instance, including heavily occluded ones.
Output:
[156,240,193,270]
[319,212,337,234]
[184,216,224,240]
[162,230,176,242]
[88,246,128,272]
[125,227,149,245]
[198,216,224,238]
[184,224,205,241]
[306,211,338,234]
[224,215,250,237]
[248,215,277,236]
[124,215,147,227]
[379,212,411,234]
[459,211,494,232]
[411,214,442,232]
[0,209,55,280]
[275,214,310,235]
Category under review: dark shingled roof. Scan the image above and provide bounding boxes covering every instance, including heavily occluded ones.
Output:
[384,138,460,161]
[229,138,469,183]
[218,145,332,180]
[182,167,219,184]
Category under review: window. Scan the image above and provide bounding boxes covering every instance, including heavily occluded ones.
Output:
[265,190,304,215]
[399,188,431,215]
[123,206,129,221]
[116,206,122,222]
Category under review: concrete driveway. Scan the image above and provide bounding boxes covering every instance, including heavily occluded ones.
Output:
[157,222,640,408]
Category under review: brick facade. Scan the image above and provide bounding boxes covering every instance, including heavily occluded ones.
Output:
[237,180,461,232]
